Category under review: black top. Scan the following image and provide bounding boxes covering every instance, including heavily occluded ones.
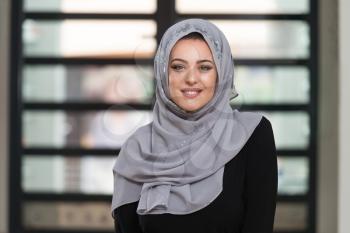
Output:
[113,116,277,233]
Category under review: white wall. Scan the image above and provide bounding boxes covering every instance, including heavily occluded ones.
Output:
[317,0,339,232]
[318,0,350,232]
[338,0,350,232]
[0,0,10,232]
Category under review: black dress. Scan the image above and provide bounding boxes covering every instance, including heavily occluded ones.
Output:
[113,116,277,233]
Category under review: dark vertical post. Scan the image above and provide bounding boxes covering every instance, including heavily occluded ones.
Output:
[155,0,176,43]
[9,0,24,232]
[152,0,176,107]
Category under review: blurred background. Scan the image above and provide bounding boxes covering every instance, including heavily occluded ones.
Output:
[0,0,349,233]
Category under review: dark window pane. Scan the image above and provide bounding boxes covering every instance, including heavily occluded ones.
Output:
[23,65,154,103]
[23,201,113,230]
[176,0,309,14]
[23,20,156,58]
[274,202,307,231]
[24,0,157,13]
[23,111,152,148]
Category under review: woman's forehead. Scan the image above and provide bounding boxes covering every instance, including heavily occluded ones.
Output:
[169,39,214,61]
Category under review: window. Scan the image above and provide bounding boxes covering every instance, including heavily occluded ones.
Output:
[10,0,318,232]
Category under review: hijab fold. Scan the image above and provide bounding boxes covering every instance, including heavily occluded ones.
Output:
[111,18,262,215]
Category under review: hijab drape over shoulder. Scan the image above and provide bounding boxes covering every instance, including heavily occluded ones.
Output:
[111,18,262,215]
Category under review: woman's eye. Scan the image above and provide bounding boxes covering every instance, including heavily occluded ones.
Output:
[200,65,212,71]
[171,64,185,71]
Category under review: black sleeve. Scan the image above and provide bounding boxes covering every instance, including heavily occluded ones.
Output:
[113,202,143,233]
[242,116,278,233]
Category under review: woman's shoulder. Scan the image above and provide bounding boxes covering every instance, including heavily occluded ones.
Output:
[244,115,276,160]
[232,110,273,139]
[255,116,273,133]
[238,113,274,148]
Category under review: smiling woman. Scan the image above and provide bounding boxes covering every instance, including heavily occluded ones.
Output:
[168,32,217,112]
[111,18,277,233]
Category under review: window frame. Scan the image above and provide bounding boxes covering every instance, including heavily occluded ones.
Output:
[9,0,318,232]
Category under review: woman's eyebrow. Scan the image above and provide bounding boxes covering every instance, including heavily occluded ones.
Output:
[170,58,214,64]
[170,58,188,63]
[197,59,214,64]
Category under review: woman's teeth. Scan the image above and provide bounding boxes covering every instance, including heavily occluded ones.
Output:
[182,90,201,98]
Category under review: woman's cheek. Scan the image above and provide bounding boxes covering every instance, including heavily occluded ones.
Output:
[201,73,216,86]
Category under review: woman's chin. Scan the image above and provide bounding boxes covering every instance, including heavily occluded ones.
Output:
[180,104,203,113]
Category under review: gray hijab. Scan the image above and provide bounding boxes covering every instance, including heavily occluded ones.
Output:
[111,18,262,215]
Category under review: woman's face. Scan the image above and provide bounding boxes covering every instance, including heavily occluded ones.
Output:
[168,38,217,113]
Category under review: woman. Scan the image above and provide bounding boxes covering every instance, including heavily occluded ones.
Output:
[111,18,277,233]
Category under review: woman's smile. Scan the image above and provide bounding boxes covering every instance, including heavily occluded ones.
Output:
[181,88,203,98]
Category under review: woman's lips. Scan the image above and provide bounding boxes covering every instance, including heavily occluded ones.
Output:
[181,88,202,98]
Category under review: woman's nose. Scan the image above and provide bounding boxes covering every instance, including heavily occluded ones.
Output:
[185,68,199,84]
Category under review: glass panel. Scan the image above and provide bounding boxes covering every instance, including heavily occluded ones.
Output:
[23,65,154,103]
[257,112,309,149]
[23,156,115,194]
[23,20,156,58]
[23,111,152,148]
[23,112,308,149]
[211,20,309,58]
[274,203,307,231]
[24,156,308,195]
[23,201,113,230]
[232,66,309,104]
[24,0,157,13]
[177,0,309,14]
[277,156,308,195]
